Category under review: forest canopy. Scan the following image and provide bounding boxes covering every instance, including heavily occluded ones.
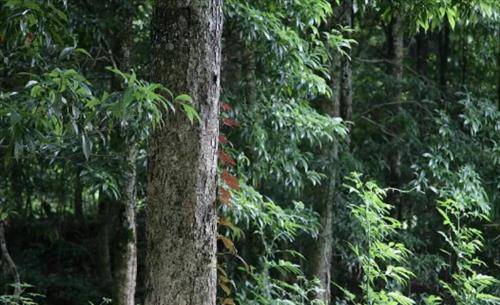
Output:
[0,0,499,305]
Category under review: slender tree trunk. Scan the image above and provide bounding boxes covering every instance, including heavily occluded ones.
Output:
[221,27,244,99]
[57,167,66,216]
[416,31,428,76]
[97,195,113,287]
[311,179,335,304]
[439,23,450,95]
[112,8,138,305]
[114,143,138,305]
[146,1,223,305]
[311,2,352,303]
[497,39,500,108]
[461,26,467,87]
[340,0,353,123]
[10,160,23,212]
[387,12,404,219]
[390,14,404,106]
[0,222,21,296]
[74,164,84,220]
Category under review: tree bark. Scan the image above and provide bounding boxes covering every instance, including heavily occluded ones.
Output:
[439,23,450,95]
[311,2,352,303]
[461,26,467,87]
[0,221,21,296]
[114,143,138,305]
[340,0,353,124]
[387,11,404,219]
[498,41,500,109]
[74,164,84,220]
[97,197,113,287]
[112,7,138,305]
[10,160,23,213]
[416,31,428,76]
[146,1,222,305]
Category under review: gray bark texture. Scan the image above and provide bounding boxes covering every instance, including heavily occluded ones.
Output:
[113,8,137,305]
[312,2,353,303]
[114,143,138,305]
[145,1,223,305]
[339,0,353,124]
[387,12,404,219]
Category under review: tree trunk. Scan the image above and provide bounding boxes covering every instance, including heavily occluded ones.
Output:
[145,1,222,305]
[390,14,404,106]
[311,2,352,303]
[114,143,138,305]
[74,164,84,220]
[311,180,335,304]
[439,23,450,95]
[498,42,500,109]
[97,197,113,287]
[10,160,23,212]
[340,0,353,123]
[387,12,404,219]
[416,31,428,76]
[461,26,467,87]
[0,221,21,296]
[112,8,138,305]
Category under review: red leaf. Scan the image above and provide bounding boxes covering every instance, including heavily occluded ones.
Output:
[218,134,229,144]
[223,118,239,128]
[24,32,34,46]
[219,150,236,166]
[221,103,232,111]
[221,170,239,190]
[219,188,232,205]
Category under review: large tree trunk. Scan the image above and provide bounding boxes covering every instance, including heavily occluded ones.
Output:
[145,1,223,305]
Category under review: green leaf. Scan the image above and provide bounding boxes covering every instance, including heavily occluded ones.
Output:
[181,103,201,124]
[175,94,192,103]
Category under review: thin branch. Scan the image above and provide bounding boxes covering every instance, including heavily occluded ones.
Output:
[0,221,21,296]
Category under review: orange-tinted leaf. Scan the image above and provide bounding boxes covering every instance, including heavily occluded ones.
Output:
[218,234,237,254]
[223,118,239,128]
[222,298,235,305]
[219,188,232,205]
[217,266,228,278]
[218,217,237,231]
[220,283,231,296]
[219,150,236,166]
[221,170,239,190]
